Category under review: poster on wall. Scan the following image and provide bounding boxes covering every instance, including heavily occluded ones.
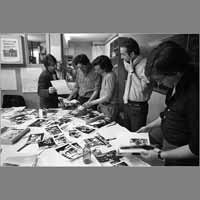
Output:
[0,69,17,90]
[0,35,23,64]
[20,68,42,93]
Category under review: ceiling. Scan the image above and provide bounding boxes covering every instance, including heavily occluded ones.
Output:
[64,33,116,42]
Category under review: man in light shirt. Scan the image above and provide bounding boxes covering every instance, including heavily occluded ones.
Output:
[120,37,153,132]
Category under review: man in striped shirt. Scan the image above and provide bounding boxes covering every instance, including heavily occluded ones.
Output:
[120,38,153,132]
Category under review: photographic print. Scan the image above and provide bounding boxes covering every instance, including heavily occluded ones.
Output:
[75,125,95,134]
[56,143,83,160]
[53,134,70,146]
[45,125,63,136]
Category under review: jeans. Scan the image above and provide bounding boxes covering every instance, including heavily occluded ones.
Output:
[123,101,148,132]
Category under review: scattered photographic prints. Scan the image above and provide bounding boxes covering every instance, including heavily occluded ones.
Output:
[75,125,95,134]
[45,125,63,136]
[38,137,56,148]
[129,138,149,146]
[29,119,47,127]
[45,117,72,127]
[84,136,105,147]
[68,129,82,138]
[27,133,44,143]
[56,143,83,160]
[53,134,69,146]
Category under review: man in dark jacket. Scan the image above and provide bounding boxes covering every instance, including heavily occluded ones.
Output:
[137,41,199,166]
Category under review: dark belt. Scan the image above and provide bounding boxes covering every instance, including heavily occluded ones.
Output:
[101,102,111,106]
[127,100,148,106]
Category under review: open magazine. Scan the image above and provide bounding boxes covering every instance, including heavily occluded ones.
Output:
[117,132,154,155]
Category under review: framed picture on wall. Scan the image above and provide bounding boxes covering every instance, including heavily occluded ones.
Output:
[0,35,24,64]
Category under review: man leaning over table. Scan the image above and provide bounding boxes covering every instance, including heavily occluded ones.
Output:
[67,54,101,105]
[137,41,199,166]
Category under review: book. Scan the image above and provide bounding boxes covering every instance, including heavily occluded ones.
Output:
[0,127,30,144]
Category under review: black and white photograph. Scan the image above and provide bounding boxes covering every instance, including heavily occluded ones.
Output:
[0,33,199,167]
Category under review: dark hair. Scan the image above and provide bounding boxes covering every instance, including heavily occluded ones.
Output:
[120,37,140,55]
[145,41,190,79]
[73,54,90,66]
[43,54,57,69]
[92,55,113,72]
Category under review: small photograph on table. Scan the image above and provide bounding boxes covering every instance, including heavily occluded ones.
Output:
[45,125,63,136]
[28,133,44,143]
[84,137,105,147]
[75,125,95,134]
[56,143,83,160]
[68,129,82,138]
[38,137,56,148]
[53,134,70,146]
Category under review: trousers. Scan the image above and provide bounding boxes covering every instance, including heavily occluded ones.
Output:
[123,101,148,132]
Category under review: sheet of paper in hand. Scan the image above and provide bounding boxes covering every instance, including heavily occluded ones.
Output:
[51,80,72,95]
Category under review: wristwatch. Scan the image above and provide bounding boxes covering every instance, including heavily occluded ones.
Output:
[157,150,164,160]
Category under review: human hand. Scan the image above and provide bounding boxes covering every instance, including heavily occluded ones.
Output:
[136,126,152,133]
[48,87,57,94]
[83,101,93,108]
[140,148,160,161]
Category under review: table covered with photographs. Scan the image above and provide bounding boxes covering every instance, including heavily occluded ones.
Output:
[0,106,151,167]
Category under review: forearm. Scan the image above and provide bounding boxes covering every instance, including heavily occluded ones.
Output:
[90,95,109,106]
[88,90,99,102]
[146,117,162,128]
[161,145,198,160]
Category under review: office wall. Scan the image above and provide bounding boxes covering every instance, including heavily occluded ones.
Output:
[1,64,43,108]
[67,41,92,60]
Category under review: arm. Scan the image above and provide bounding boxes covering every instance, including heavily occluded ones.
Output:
[68,83,79,100]
[67,72,79,100]
[136,117,162,133]
[87,74,101,102]
[84,73,115,107]
[141,144,198,161]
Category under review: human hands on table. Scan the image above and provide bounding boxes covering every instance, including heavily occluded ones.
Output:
[82,101,94,108]
[140,148,160,161]
[48,87,57,94]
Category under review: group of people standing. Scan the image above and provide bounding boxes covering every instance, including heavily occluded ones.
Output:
[37,37,199,166]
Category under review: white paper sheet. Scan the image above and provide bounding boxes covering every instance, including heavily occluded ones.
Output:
[20,68,42,93]
[0,69,17,90]
[51,80,72,95]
